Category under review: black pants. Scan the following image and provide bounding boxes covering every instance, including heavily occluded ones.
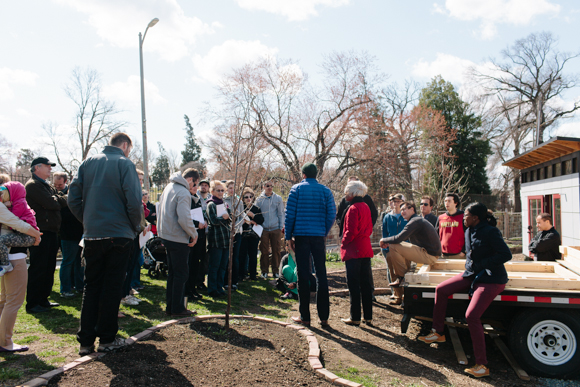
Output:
[240,235,259,280]
[225,233,241,286]
[26,230,59,309]
[77,238,133,347]
[163,239,190,314]
[295,236,329,322]
[122,237,140,298]
[345,258,373,321]
[195,234,208,287]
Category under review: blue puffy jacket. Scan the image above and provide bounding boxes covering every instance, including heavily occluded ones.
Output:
[284,178,336,239]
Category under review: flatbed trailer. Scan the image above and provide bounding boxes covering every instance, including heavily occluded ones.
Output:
[400,246,580,379]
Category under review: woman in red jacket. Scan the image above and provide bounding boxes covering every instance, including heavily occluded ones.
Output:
[340,180,375,326]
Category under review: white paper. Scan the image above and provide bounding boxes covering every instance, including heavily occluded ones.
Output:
[216,204,227,217]
[252,224,263,237]
[139,231,153,248]
[190,208,206,225]
[79,239,85,248]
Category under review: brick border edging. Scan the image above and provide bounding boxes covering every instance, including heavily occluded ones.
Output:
[18,315,362,387]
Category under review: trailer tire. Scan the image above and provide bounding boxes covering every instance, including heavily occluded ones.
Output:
[509,309,580,379]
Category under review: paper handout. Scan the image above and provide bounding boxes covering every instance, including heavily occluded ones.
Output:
[139,231,153,248]
[190,208,206,225]
[252,224,263,238]
[216,204,227,217]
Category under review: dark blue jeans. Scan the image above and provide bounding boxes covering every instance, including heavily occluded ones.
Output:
[294,236,329,322]
[163,239,190,314]
[60,239,84,293]
[130,251,144,289]
[345,258,373,321]
[77,238,133,347]
[122,237,140,298]
[208,247,229,294]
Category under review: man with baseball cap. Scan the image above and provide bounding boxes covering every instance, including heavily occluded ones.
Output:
[25,157,68,313]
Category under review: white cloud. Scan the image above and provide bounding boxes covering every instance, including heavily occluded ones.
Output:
[0,68,39,101]
[435,0,560,39]
[192,40,278,84]
[53,0,216,61]
[102,75,166,107]
[552,121,580,137]
[235,0,349,21]
[411,53,475,84]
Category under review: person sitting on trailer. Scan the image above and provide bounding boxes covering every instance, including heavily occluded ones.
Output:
[528,213,561,261]
[418,202,512,379]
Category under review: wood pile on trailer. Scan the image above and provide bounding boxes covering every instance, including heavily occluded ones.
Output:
[405,246,580,290]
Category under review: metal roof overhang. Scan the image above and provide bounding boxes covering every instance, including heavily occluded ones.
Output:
[502,137,580,170]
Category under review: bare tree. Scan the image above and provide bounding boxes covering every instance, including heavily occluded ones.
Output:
[0,134,14,173]
[45,67,127,174]
[470,31,579,145]
[207,51,382,186]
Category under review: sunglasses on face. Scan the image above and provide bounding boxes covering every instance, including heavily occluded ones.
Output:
[420,203,429,206]
[244,195,254,199]
[215,189,225,193]
[264,185,272,188]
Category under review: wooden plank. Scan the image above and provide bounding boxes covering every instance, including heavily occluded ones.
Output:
[483,325,530,381]
[446,317,468,365]
[554,263,580,279]
[557,260,580,277]
[431,260,555,273]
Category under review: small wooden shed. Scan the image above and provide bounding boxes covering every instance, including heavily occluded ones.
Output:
[503,137,580,256]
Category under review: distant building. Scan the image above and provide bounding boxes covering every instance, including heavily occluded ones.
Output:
[503,137,580,257]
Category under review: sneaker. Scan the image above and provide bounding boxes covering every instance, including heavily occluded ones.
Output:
[128,295,141,303]
[273,273,280,279]
[260,273,268,280]
[341,318,361,326]
[121,296,139,306]
[79,345,94,356]
[389,298,403,305]
[130,288,139,295]
[464,364,490,378]
[231,284,238,291]
[363,319,373,326]
[60,292,76,298]
[97,338,127,352]
[280,292,293,300]
[418,329,446,344]
[0,263,13,277]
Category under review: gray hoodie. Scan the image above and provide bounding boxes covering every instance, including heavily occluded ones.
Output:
[157,172,198,244]
[255,192,285,231]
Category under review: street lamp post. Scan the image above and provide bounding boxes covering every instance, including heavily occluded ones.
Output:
[139,17,159,191]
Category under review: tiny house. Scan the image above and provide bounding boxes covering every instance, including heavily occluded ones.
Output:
[503,137,580,256]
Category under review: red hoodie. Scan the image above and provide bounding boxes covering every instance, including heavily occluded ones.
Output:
[437,210,465,255]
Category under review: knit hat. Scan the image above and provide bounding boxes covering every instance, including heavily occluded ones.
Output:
[301,163,317,178]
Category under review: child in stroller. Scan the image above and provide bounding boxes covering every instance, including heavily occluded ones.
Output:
[143,236,168,278]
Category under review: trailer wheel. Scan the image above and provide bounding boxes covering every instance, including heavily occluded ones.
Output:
[509,309,580,379]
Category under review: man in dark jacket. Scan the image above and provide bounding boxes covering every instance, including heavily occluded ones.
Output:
[53,172,84,298]
[529,213,561,261]
[336,176,378,236]
[380,202,442,288]
[25,157,68,313]
[68,133,142,355]
[285,163,336,327]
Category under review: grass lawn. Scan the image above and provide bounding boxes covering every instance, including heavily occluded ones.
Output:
[0,255,385,386]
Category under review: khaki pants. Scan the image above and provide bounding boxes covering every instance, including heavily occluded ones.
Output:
[259,229,282,275]
[0,259,27,347]
[385,251,409,299]
[389,242,438,279]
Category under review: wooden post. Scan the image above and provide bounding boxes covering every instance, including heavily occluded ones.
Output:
[504,211,509,239]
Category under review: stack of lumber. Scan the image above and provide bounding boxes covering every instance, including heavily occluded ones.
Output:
[557,246,580,276]
[405,248,580,290]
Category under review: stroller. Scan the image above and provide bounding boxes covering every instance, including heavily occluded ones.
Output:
[143,236,168,278]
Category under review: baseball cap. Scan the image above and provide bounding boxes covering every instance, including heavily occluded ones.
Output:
[31,157,56,167]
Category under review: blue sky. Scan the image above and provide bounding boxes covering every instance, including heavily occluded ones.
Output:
[1,0,579,171]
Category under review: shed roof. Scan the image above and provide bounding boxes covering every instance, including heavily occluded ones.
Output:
[503,137,580,170]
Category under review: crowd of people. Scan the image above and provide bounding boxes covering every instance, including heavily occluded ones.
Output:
[0,132,563,379]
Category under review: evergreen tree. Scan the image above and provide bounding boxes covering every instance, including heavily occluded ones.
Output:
[419,76,492,196]
[15,149,36,169]
[181,114,206,167]
[151,142,171,187]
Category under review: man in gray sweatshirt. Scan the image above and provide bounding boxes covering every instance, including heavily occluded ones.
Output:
[255,180,285,279]
[380,201,441,289]
[158,169,199,317]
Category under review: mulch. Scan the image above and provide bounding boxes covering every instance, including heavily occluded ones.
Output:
[47,319,332,387]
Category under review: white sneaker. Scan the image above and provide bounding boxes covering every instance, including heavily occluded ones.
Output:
[260,273,268,280]
[128,295,141,303]
[0,263,13,277]
[121,296,139,306]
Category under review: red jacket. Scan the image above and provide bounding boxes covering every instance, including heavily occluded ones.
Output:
[340,198,374,261]
[437,210,465,255]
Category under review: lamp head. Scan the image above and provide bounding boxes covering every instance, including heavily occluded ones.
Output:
[148,18,159,28]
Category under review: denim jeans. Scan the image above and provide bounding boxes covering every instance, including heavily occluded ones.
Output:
[240,235,259,280]
[27,231,59,309]
[208,247,229,294]
[60,239,84,293]
[122,237,140,298]
[77,238,133,347]
[345,258,373,321]
[162,239,190,314]
[294,236,329,322]
[130,252,144,289]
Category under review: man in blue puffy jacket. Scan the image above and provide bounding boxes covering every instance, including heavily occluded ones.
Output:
[285,163,336,327]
